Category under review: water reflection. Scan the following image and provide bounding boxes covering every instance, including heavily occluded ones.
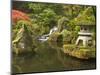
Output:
[12,41,96,74]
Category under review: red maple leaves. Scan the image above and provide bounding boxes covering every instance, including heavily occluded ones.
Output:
[12,10,31,24]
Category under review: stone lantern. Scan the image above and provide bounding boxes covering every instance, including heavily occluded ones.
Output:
[76,25,95,47]
[75,7,96,47]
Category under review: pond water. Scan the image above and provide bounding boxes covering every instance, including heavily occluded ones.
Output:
[12,41,96,74]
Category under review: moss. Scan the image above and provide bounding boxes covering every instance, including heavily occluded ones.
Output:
[72,49,91,59]
[48,32,62,42]
[88,48,96,58]
[12,20,36,55]
[74,7,96,26]
[63,44,77,54]
[63,44,96,59]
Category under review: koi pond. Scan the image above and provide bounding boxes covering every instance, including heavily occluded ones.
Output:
[12,41,96,74]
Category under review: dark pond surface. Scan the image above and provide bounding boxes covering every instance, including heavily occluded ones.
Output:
[12,41,96,74]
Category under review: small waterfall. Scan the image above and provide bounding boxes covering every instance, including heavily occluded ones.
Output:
[38,26,58,41]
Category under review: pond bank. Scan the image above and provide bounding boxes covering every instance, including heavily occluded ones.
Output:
[63,44,96,59]
[12,42,96,74]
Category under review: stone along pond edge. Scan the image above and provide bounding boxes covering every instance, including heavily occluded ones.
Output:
[63,44,96,59]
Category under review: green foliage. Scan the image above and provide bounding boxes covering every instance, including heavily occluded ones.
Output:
[61,29,78,44]
[12,20,36,54]
[75,26,80,32]
[74,7,96,25]
[13,2,96,45]
[13,2,96,35]
[12,20,30,39]
[12,2,96,58]
[27,3,60,35]
[61,29,71,43]
[38,8,57,34]
[57,17,69,32]
[67,20,76,31]
[28,3,45,14]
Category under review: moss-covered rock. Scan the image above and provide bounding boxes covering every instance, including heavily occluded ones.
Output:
[12,20,36,55]
[48,32,62,42]
[63,44,96,59]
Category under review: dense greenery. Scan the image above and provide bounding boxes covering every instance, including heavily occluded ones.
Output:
[13,2,96,36]
[12,1,96,57]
